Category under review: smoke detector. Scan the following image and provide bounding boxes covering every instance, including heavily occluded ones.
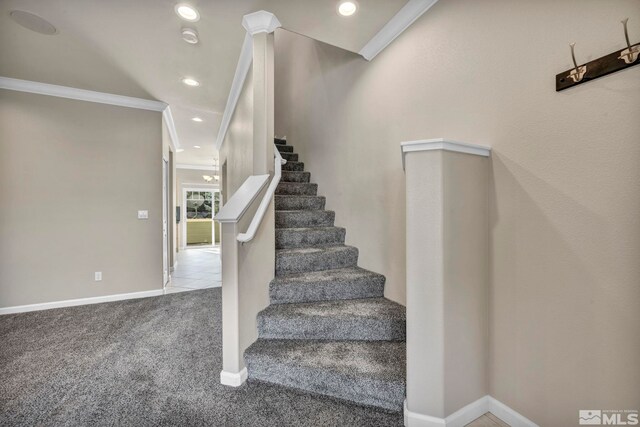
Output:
[181,28,199,44]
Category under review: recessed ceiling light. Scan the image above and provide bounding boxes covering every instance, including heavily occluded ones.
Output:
[337,1,358,16]
[182,77,200,87]
[176,148,184,153]
[192,117,203,122]
[181,28,199,44]
[9,10,57,35]
[175,4,200,22]
[194,145,201,149]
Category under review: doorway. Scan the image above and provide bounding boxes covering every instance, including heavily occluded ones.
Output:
[182,188,220,248]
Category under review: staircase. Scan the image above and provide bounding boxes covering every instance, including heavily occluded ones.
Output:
[244,138,406,412]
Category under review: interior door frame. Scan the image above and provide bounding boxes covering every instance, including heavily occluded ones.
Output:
[182,187,219,249]
[162,158,169,288]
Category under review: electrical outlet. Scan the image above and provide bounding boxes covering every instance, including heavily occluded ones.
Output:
[137,210,149,219]
[95,272,102,281]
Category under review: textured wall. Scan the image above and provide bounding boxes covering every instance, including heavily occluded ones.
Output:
[274,0,640,424]
[0,90,163,307]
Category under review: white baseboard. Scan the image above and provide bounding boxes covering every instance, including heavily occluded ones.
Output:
[488,397,538,427]
[0,289,164,315]
[404,396,537,427]
[220,368,247,387]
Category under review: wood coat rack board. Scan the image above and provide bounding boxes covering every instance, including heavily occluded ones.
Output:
[556,19,639,92]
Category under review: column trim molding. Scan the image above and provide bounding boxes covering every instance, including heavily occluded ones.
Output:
[401,138,491,170]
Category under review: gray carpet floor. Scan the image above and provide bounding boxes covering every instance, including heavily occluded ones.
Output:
[0,288,403,426]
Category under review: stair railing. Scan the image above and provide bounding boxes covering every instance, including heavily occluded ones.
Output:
[236,144,286,243]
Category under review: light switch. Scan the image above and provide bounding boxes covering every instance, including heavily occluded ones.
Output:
[137,210,149,219]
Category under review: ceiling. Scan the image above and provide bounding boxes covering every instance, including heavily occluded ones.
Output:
[0,0,407,166]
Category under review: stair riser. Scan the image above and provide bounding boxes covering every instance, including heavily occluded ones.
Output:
[245,359,404,412]
[276,145,293,153]
[276,183,318,196]
[276,247,358,275]
[280,152,299,162]
[275,196,325,211]
[280,171,310,183]
[275,210,334,228]
[258,317,405,341]
[275,228,345,249]
[282,161,304,172]
[269,275,384,304]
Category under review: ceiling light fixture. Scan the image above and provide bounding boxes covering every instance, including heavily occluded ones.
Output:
[175,4,200,22]
[9,10,57,35]
[202,175,213,182]
[337,1,358,16]
[181,77,200,87]
[176,148,184,153]
[192,117,203,122]
[194,145,201,149]
[181,28,199,44]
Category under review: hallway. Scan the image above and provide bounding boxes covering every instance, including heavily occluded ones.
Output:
[165,247,221,294]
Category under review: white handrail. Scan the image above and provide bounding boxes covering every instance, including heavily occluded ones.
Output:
[236,144,286,243]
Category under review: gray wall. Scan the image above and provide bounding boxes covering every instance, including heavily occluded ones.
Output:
[0,90,163,307]
[274,0,640,424]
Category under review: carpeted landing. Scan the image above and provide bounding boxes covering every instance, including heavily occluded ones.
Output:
[0,289,403,426]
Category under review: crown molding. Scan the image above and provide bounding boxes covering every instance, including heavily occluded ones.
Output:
[162,106,181,151]
[242,10,282,35]
[0,76,167,111]
[176,164,218,171]
[401,138,491,170]
[359,0,439,61]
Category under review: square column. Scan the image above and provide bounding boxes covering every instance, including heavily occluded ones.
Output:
[402,139,491,426]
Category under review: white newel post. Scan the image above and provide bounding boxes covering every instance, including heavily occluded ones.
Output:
[402,139,491,426]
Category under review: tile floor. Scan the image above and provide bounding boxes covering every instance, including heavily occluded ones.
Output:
[165,246,221,294]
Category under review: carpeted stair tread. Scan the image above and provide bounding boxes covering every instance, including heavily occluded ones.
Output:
[276,144,294,153]
[280,171,310,183]
[275,195,325,211]
[275,210,335,228]
[274,138,287,145]
[280,152,299,162]
[257,297,405,341]
[282,161,305,171]
[276,226,345,249]
[276,245,358,275]
[244,339,406,411]
[269,267,385,304]
[276,182,318,196]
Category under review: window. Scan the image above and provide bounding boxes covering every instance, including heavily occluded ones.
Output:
[186,191,212,219]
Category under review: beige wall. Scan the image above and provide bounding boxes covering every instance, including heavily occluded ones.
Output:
[0,90,163,307]
[274,0,640,424]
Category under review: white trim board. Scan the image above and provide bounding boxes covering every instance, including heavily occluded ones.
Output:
[0,289,165,315]
[162,106,181,151]
[401,138,491,170]
[404,396,538,427]
[359,0,440,61]
[215,33,254,151]
[215,11,281,152]
[220,368,247,387]
[0,76,167,112]
[176,164,219,171]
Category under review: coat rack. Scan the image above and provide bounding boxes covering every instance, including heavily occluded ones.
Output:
[556,18,639,91]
